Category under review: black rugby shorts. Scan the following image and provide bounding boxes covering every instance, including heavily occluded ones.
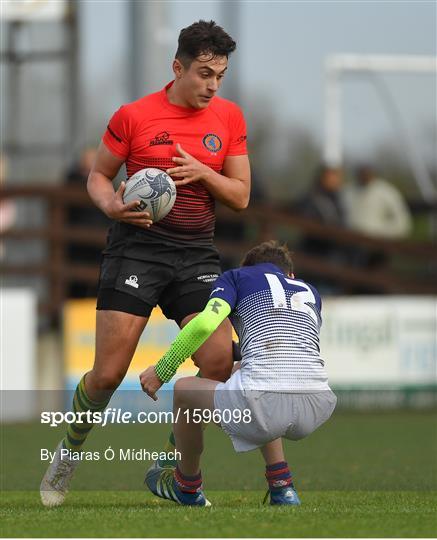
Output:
[96,233,221,325]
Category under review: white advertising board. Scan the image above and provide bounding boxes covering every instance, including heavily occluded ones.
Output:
[0,288,37,421]
[321,297,437,387]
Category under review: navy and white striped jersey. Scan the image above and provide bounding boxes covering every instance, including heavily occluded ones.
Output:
[210,263,330,392]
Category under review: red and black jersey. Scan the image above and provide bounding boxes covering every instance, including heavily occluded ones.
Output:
[102,81,247,244]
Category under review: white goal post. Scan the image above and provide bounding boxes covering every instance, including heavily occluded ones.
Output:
[323,54,437,200]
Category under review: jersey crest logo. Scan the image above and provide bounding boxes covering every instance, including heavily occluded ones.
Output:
[203,133,222,153]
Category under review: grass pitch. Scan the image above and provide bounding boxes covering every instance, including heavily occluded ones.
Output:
[2,490,436,538]
[1,411,436,537]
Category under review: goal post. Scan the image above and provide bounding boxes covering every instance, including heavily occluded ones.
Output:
[323,54,437,200]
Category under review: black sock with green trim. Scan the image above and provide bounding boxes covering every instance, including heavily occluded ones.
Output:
[62,375,111,453]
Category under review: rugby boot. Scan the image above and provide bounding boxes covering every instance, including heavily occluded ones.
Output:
[145,463,211,507]
[263,484,301,506]
[40,441,79,507]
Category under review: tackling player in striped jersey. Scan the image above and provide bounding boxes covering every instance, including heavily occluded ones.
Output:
[140,240,337,506]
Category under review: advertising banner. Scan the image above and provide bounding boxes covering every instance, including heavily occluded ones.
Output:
[64,300,196,390]
[321,296,436,386]
[64,296,437,407]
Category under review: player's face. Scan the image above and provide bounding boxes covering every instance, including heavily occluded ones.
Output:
[178,55,228,109]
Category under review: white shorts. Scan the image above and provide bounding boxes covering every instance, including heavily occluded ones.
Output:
[214,370,337,452]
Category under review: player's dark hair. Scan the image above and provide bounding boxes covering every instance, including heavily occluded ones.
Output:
[240,241,294,275]
[176,20,236,67]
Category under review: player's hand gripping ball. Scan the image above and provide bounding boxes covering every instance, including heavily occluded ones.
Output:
[123,168,177,222]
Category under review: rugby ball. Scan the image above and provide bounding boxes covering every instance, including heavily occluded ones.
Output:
[123,168,176,222]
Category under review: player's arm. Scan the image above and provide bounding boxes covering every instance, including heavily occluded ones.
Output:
[87,141,153,229]
[166,144,250,211]
[202,154,251,211]
[139,298,232,400]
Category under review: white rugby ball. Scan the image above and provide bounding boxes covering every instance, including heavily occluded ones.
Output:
[123,168,176,222]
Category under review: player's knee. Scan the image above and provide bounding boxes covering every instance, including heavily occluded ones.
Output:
[173,378,190,408]
[173,378,183,396]
[89,369,125,392]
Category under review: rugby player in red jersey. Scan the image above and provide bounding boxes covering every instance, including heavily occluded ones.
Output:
[40,20,250,507]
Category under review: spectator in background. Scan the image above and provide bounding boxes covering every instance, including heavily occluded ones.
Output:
[0,153,17,261]
[346,165,412,239]
[344,165,413,277]
[300,166,345,224]
[66,147,98,186]
[296,165,349,293]
[298,165,347,257]
[65,147,111,298]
